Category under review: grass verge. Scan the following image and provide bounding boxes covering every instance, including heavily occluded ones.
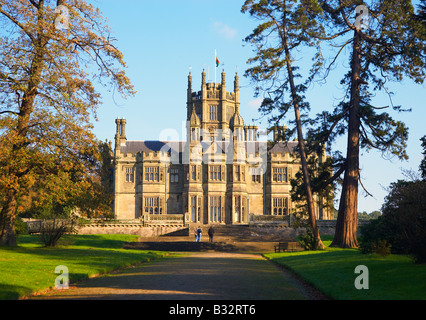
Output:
[0,234,168,300]
[264,238,426,300]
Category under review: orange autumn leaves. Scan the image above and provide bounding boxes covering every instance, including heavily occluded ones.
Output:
[0,0,135,243]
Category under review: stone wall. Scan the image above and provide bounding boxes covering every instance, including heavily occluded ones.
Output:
[78,224,189,237]
[76,220,345,238]
[26,218,368,239]
[317,220,369,235]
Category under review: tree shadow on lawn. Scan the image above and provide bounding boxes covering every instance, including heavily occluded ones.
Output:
[18,234,139,249]
[11,245,164,270]
[0,283,33,300]
[10,236,166,285]
[267,248,425,300]
[268,248,404,273]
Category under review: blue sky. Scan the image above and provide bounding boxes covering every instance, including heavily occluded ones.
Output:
[90,0,425,214]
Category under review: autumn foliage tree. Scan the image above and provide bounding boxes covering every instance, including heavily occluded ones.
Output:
[20,140,115,221]
[0,0,135,246]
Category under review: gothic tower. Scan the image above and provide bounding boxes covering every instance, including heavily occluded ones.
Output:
[187,69,243,142]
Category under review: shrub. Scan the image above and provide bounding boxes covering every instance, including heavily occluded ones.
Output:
[298,225,321,251]
[38,219,78,247]
[359,217,390,254]
[14,216,28,237]
[371,240,392,256]
[360,180,426,263]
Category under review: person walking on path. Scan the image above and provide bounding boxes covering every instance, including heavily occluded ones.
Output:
[193,227,198,242]
[196,226,202,242]
[208,226,214,243]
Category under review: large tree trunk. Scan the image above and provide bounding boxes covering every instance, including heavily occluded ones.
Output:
[293,99,325,249]
[0,3,46,246]
[0,70,42,246]
[331,30,362,248]
[0,188,18,246]
[282,13,324,250]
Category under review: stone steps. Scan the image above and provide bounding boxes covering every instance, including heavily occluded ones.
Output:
[130,224,301,252]
[189,224,297,242]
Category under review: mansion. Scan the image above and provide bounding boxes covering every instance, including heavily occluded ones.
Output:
[112,70,332,224]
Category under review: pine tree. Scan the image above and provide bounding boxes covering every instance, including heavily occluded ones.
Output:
[315,0,425,248]
[242,0,327,249]
[420,136,426,181]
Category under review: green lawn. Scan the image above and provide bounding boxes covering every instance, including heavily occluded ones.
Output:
[0,234,168,300]
[264,238,426,300]
[2,234,425,300]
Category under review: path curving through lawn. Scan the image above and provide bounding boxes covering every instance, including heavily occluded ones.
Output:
[27,252,327,300]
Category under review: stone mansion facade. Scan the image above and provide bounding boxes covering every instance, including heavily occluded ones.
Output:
[112,70,332,224]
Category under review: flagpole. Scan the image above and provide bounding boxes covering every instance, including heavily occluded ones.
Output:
[215,49,217,85]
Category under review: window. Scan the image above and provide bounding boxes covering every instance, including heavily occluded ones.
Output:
[252,175,261,183]
[234,165,244,181]
[272,167,287,183]
[234,195,244,223]
[191,165,197,180]
[272,197,289,215]
[144,197,163,215]
[234,196,241,222]
[235,165,240,181]
[209,165,221,181]
[209,105,218,121]
[125,167,134,183]
[191,196,197,222]
[191,128,200,141]
[144,167,160,182]
[171,168,179,183]
[250,167,261,183]
[209,196,222,222]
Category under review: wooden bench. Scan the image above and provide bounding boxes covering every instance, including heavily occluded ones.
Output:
[274,241,298,253]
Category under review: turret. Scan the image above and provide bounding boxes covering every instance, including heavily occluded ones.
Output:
[234,72,240,104]
[187,72,192,103]
[189,106,201,143]
[221,69,226,94]
[269,125,286,142]
[201,69,207,97]
[244,125,258,142]
[115,118,127,153]
[230,104,244,141]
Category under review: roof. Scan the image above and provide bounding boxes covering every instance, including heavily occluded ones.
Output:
[120,141,185,154]
[269,141,298,154]
[120,140,298,156]
[190,108,201,127]
[230,111,244,127]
